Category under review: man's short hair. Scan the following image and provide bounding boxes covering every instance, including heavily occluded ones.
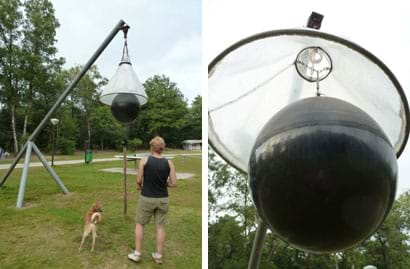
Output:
[150,136,166,153]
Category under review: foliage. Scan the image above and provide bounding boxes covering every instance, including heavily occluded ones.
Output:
[128,138,143,151]
[133,74,190,148]
[57,137,75,155]
[0,1,200,154]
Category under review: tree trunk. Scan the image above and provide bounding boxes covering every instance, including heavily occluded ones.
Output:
[22,113,27,137]
[334,254,339,269]
[101,139,104,151]
[377,234,388,269]
[87,119,91,150]
[11,104,19,155]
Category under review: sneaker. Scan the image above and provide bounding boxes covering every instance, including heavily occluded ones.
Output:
[128,251,141,262]
[151,252,163,264]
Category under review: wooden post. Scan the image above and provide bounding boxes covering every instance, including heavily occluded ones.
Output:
[123,141,127,215]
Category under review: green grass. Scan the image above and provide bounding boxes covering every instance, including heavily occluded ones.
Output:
[0,154,202,268]
[0,149,201,165]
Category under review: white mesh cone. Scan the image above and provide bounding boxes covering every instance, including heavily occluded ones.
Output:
[100,42,148,106]
[209,28,409,172]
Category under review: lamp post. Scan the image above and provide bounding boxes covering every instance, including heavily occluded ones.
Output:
[50,118,59,166]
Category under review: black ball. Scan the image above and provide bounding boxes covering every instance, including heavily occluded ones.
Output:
[249,97,397,253]
[111,93,141,124]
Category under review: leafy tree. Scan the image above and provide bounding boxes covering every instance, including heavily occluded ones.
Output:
[68,65,106,149]
[20,0,63,138]
[208,216,249,269]
[134,74,189,147]
[89,106,126,150]
[0,0,23,154]
[184,95,202,139]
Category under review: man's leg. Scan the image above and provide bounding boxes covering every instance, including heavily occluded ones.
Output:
[135,223,144,253]
[156,224,165,255]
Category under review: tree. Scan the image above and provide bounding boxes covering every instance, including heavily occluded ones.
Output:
[0,0,23,154]
[89,106,126,150]
[208,216,249,269]
[68,65,106,149]
[185,95,202,139]
[134,74,189,147]
[20,0,64,139]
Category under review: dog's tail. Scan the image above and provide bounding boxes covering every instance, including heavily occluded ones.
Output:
[91,212,102,224]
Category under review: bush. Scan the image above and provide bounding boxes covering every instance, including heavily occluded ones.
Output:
[128,138,143,151]
[58,138,76,155]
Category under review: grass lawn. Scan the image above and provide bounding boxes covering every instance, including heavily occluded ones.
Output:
[0,149,201,165]
[0,154,201,268]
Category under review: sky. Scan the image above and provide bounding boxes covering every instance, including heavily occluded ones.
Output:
[207,0,410,196]
[51,0,201,104]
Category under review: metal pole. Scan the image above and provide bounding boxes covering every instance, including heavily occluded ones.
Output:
[123,141,128,215]
[16,142,33,208]
[0,143,27,187]
[248,220,268,269]
[0,19,128,186]
[31,142,69,194]
[51,124,56,166]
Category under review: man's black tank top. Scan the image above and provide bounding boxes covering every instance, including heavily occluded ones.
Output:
[141,156,170,198]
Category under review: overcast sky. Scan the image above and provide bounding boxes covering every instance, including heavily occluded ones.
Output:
[207,0,410,196]
[52,0,201,103]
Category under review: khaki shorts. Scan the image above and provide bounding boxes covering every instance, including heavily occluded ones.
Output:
[135,195,169,225]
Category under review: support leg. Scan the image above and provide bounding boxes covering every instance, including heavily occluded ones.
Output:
[16,142,33,208]
[31,143,69,194]
[0,143,27,187]
[248,220,268,269]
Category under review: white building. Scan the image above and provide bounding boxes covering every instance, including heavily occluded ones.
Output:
[181,140,202,150]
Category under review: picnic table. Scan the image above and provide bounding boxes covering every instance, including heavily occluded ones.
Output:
[114,153,176,169]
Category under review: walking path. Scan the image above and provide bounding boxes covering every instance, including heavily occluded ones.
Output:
[0,158,119,170]
[99,167,195,179]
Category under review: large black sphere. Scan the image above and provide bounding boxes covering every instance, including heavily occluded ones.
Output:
[111,93,141,124]
[249,97,397,253]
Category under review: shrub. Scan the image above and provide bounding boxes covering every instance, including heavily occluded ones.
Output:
[58,138,76,155]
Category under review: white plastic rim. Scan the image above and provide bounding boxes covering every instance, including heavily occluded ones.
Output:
[209,28,409,173]
[100,63,148,106]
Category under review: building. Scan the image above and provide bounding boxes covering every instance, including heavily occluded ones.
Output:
[181,140,202,150]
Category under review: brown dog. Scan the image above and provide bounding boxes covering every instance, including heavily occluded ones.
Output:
[79,201,103,252]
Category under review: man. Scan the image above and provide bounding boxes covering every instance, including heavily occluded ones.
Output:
[128,136,177,264]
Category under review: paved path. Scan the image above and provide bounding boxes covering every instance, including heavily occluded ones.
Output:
[0,158,119,170]
[99,168,195,179]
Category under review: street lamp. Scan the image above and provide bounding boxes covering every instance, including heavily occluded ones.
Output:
[50,118,59,166]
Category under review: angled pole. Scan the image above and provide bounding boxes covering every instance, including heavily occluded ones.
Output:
[0,143,27,187]
[16,142,33,208]
[0,19,128,187]
[248,219,268,269]
[31,143,69,194]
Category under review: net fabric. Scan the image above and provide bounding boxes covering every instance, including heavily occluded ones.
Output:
[100,40,148,106]
[209,29,409,173]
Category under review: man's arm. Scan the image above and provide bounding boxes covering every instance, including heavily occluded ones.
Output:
[167,160,177,188]
[136,157,146,190]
